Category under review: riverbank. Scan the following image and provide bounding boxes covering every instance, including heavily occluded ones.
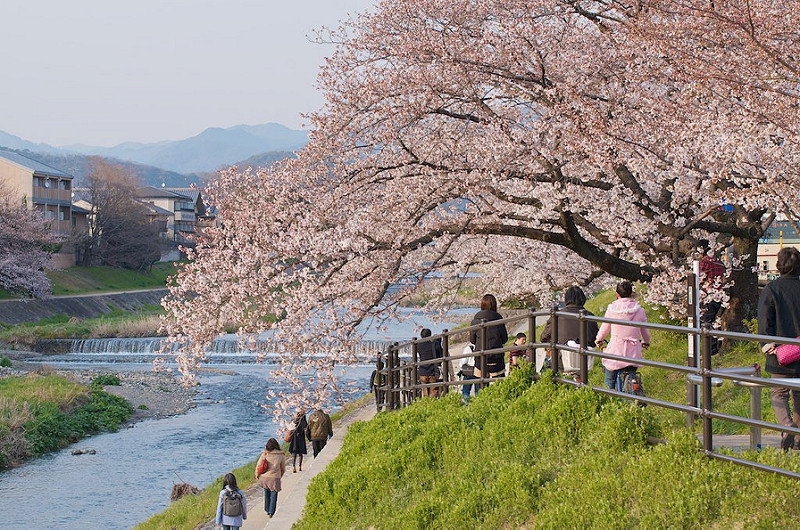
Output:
[53,367,198,423]
[0,363,197,468]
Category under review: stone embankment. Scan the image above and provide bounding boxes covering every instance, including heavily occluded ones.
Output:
[0,288,168,326]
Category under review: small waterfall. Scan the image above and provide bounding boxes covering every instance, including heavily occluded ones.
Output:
[65,336,394,364]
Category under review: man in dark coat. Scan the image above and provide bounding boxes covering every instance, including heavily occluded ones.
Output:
[417,328,443,398]
[758,246,800,450]
[306,408,334,457]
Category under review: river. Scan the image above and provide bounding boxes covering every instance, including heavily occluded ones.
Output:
[0,308,468,529]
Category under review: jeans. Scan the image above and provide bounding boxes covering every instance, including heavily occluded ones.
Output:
[222,526,239,530]
[461,374,476,399]
[604,367,622,391]
[264,488,278,515]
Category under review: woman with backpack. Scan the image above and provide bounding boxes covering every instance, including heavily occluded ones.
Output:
[289,409,308,472]
[255,437,286,518]
[215,473,247,530]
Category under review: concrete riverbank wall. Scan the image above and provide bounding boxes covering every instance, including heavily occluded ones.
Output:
[0,289,168,326]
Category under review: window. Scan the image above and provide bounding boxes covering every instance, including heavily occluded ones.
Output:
[60,180,71,190]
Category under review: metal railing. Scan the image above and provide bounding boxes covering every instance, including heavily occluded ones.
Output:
[372,307,800,480]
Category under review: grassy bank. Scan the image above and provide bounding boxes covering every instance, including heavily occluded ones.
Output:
[48,263,178,296]
[0,305,165,347]
[577,290,774,433]
[0,370,133,468]
[299,366,800,528]
[0,263,179,300]
[135,394,373,530]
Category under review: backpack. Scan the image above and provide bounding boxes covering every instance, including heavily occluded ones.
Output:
[223,489,243,517]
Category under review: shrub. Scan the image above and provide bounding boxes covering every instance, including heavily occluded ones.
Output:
[0,357,11,368]
[91,374,121,387]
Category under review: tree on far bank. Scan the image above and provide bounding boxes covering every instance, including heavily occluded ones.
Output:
[162,0,800,414]
[77,157,160,271]
[0,183,58,296]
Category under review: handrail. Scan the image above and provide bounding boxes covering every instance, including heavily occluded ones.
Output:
[372,304,800,480]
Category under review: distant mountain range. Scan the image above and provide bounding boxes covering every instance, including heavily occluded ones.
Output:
[0,123,307,187]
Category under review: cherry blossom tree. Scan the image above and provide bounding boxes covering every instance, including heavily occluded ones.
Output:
[163,0,799,417]
[0,183,57,297]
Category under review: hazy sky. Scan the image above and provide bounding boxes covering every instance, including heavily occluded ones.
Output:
[0,0,375,146]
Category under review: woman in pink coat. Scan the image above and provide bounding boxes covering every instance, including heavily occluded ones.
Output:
[595,281,650,391]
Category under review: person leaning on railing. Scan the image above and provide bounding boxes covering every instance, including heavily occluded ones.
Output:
[595,281,650,391]
[758,246,800,451]
[540,285,600,372]
[469,294,509,392]
[417,328,443,398]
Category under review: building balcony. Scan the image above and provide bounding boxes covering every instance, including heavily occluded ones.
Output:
[32,187,71,203]
[174,211,196,222]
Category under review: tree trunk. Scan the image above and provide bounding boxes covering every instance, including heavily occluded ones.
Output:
[721,234,760,332]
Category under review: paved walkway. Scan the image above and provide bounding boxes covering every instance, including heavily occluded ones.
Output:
[239,403,377,530]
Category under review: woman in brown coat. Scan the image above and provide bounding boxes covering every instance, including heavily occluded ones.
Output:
[255,438,287,517]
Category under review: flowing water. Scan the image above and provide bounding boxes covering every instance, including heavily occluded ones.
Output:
[0,308,469,529]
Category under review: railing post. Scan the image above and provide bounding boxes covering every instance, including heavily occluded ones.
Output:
[441,329,450,396]
[480,319,487,389]
[687,271,699,428]
[411,337,419,402]
[750,363,762,450]
[578,309,588,384]
[391,342,399,410]
[384,344,394,410]
[550,304,559,374]
[528,309,536,369]
[376,353,384,412]
[701,326,713,453]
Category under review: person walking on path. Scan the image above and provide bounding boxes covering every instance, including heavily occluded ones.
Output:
[215,473,247,530]
[541,286,600,372]
[307,408,333,457]
[417,328,443,398]
[758,246,800,451]
[255,438,286,518]
[370,358,387,411]
[595,281,650,391]
[289,409,308,473]
[469,293,508,392]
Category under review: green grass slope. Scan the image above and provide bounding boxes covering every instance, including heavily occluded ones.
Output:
[298,366,800,529]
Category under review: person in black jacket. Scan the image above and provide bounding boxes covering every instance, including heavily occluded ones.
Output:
[758,246,800,450]
[469,294,508,392]
[540,286,600,372]
[417,328,443,398]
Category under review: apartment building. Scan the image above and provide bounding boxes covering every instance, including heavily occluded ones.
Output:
[0,148,84,267]
[135,186,207,243]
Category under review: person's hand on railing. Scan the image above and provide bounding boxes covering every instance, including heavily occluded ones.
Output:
[761,343,776,355]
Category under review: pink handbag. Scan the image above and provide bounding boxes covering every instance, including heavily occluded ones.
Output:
[775,339,800,366]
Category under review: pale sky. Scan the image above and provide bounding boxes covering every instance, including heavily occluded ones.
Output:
[0,0,376,147]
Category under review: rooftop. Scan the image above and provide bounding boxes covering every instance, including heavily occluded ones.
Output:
[0,148,72,178]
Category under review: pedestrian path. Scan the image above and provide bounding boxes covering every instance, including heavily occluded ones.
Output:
[241,402,377,530]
